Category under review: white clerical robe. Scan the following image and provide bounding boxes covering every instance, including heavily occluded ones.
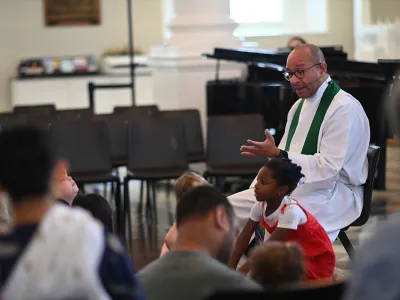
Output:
[228,76,371,242]
[1,204,110,300]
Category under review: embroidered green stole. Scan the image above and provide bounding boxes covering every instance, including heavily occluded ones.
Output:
[284,81,341,155]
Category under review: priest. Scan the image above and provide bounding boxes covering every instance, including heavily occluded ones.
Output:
[229,44,371,242]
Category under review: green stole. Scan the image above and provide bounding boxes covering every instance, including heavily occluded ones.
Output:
[284,81,341,155]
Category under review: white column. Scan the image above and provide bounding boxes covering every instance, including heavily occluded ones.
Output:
[149,0,243,135]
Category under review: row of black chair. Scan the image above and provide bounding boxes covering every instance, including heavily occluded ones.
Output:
[3,105,268,240]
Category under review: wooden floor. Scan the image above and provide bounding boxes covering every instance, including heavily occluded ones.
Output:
[121,144,400,272]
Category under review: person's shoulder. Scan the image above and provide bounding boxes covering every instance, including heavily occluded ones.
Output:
[54,203,102,226]
[251,201,262,209]
[288,98,304,115]
[334,89,366,113]
[50,204,105,242]
[211,265,262,289]
[347,214,400,300]
[358,213,400,255]
[136,255,166,281]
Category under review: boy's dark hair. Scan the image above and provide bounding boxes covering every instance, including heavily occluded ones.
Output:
[0,125,56,202]
[264,158,304,194]
[176,185,234,227]
[249,241,305,286]
[72,193,113,231]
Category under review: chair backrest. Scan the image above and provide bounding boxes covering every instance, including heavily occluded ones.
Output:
[5,115,53,132]
[92,113,129,167]
[55,108,93,121]
[13,104,56,116]
[50,120,113,174]
[207,281,346,300]
[351,145,381,227]
[206,114,266,168]
[113,105,159,117]
[127,118,188,171]
[161,109,205,162]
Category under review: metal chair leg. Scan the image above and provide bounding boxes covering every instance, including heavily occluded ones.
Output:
[338,230,354,259]
[151,181,158,221]
[139,180,144,214]
[121,179,129,237]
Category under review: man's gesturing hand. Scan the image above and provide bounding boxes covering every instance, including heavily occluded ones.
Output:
[240,129,280,158]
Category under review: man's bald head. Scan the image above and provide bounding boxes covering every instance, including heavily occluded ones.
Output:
[289,44,326,65]
[286,44,328,99]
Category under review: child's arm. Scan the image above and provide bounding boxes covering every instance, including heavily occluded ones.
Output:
[269,202,305,241]
[268,227,292,241]
[228,218,258,269]
[165,222,178,250]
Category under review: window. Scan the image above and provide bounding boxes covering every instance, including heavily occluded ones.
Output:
[230,0,328,38]
[230,0,283,24]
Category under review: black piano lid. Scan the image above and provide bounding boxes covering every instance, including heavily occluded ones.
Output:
[378,59,400,77]
[203,47,386,82]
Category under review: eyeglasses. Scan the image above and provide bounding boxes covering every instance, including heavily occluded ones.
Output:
[283,63,321,81]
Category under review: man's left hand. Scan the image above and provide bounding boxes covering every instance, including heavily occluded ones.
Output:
[240,129,280,158]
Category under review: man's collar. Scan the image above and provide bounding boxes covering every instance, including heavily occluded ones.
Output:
[307,75,332,102]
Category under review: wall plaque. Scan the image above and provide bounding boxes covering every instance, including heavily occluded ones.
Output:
[44,0,101,26]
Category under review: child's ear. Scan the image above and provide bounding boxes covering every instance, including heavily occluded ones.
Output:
[278,186,289,197]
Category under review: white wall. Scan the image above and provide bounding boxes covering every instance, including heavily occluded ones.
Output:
[0,0,163,112]
[248,0,355,59]
[370,0,400,23]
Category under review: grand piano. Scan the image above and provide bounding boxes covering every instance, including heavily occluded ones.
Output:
[204,47,391,190]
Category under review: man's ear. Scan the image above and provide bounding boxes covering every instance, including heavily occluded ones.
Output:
[214,206,230,232]
[320,62,328,75]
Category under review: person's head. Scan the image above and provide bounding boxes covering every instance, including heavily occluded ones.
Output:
[249,241,306,287]
[72,193,113,231]
[54,168,79,205]
[175,172,208,201]
[287,36,307,49]
[175,185,236,264]
[0,125,66,204]
[254,158,304,204]
[285,44,328,99]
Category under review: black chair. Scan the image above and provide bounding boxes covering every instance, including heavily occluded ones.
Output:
[204,114,266,187]
[54,108,93,121]
[161,109,205,162]
[50,120,123,235]
[13,104,56,116]
[207,281,346,300]
[5,115,53,131]
[92,114,129,168]
[0,113,13,131]
[123,118,189,238]
[113,105,159,117]
[338,145,381,258]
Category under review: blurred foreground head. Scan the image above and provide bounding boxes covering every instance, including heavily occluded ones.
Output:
[0,125,66,203]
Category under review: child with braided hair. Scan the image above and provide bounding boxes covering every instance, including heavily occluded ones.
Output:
[229,158,335,281]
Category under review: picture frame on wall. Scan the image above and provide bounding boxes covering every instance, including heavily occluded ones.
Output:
[44,0,101,26]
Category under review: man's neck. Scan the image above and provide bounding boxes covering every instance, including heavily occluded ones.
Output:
[315,74,329,92]
[308,74,329,100]
[172,227,215,257]
[12,196,53,225]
